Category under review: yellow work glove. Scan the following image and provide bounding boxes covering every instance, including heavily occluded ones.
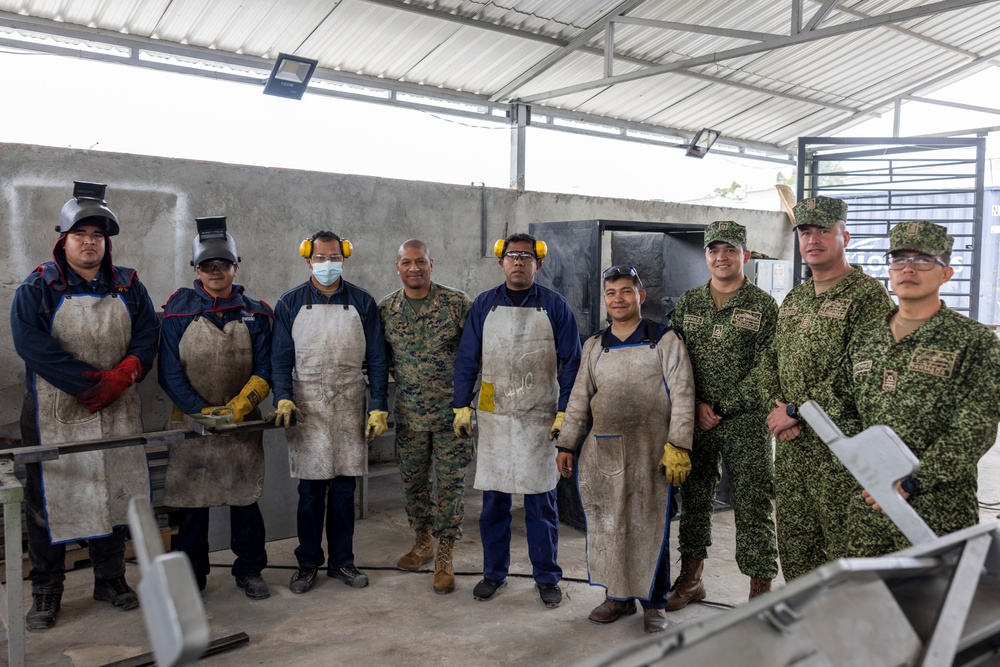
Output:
[365,410,389,443]
[659,443,692,486]
[225,375,270,423]
[453,407,474,439]
[192,407,234,429]
[548,411,565,441]
[265,399,303,428]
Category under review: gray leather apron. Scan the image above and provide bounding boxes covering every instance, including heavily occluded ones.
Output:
[164,316,264,507]
[35,294,150,543]
[578,330,673,600]
[285,295,367,480]
[475,299,559,494]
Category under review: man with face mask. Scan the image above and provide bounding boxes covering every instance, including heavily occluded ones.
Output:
[158,216,272,599]
[269,230,389,594]
[10,181,159,631]
[453,233,582,608]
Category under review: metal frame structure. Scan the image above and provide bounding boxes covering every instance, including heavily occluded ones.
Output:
[795,136,985,319]
[3,1,1000,190]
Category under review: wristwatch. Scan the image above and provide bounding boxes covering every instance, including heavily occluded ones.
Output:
[785,403,799,420]
[713,403,727,419]
[900,477,921,498]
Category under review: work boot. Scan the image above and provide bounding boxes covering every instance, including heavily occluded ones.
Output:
[537,583,562,608]
[749,577,772,599]
[664,555,705,611]
[433,538,456,594]
[397,530,434,571]
[329,564,369,588]
[94,576,139,611]
[26,592,62,632]
[236,574,271,600]
[289,567,318,594]
[588,597,636,624]
[643,608,670,633]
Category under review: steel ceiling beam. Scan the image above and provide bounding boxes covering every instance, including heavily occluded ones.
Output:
[804,0,840,32]
[517,0,997,104]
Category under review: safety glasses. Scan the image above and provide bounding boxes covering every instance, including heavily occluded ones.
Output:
[602,264,641,281]
[887,255,946,271]
[197,259,234,273]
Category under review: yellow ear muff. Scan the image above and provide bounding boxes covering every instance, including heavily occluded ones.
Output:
[535,241,547,261]
[299,239,312,258]
[341,239,353,258]
[493,239,506,259]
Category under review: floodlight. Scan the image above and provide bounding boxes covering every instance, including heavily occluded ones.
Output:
[686,128,721,158]
[263,53,319,100]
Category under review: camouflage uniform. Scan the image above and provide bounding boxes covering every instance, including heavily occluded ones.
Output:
[775,197,895,580]
[830,221,1000,557]
[379,282,473,540]
[671,221,780,579]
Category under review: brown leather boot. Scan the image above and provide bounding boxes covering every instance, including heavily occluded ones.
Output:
[433,538,456,594]
[588,597,636,624]
[643,608,670,633]
[397,530,434,571]
[664,555,706,611]
[749,577,772,599]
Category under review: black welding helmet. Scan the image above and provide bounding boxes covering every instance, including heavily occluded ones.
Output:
[55,181,120,236]
[191,216,240,267]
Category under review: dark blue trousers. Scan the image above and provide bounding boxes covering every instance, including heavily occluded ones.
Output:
[480,489,561,586]
[294,476,356,571]
[176,503,268,588]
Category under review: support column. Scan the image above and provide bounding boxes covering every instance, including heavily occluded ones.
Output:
[509,103,530,192]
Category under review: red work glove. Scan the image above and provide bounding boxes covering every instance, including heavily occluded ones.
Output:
[78,355,143,413]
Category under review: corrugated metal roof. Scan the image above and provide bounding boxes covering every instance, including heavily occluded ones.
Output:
[1,0,998,158]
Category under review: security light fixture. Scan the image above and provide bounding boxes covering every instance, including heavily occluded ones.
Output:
[686,128,721,158]
[263,53,319,100]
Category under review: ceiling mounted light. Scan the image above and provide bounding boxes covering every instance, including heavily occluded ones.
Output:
[263,53,319,100]
[685,128,721,158]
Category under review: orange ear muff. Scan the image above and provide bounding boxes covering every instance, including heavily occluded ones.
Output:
[535,241,547,261]
[299,239,312,258]
[341,239,353,259]
[493,239,506,259]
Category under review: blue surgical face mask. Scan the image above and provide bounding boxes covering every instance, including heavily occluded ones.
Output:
[311,261,343,286]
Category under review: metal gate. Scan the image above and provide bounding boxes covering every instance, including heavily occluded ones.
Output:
[796,137,986,320]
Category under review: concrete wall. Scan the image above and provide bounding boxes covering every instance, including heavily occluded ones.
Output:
[0,142,793,430]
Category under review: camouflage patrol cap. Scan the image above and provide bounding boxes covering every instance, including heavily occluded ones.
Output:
[888,221,954,257]
[703,220,746,248]
[792,196,848,229]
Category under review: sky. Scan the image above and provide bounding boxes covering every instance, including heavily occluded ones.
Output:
[1,46,998,205]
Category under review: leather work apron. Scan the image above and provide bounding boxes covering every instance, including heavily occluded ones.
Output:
[475,299,559,495]
[34,294,150,543]
[285,294,368,480]
[164,316,264,507]
[578,331,673,600]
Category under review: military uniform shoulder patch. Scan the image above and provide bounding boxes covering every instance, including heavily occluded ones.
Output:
[731,308,762,332]
[853,359,873,377]
[780,305,798,318]
[819,298,852,319]
[908,347,958,378]
[683,314,704,326]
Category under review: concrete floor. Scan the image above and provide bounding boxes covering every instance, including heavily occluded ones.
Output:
[9,438,1000,667]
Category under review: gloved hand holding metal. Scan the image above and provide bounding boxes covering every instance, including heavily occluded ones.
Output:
[365,410,389,443]
[548,411,565,441]
[265,399,303,428]
[190,408,235,429]
[659,442,692,486]
[225,375,270,423]
[453,407,474,439]
[78,355,143,413]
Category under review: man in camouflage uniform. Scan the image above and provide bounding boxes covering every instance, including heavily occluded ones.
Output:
[831,221,1000,557]
[667,221,780,608]
[379,239,473,594]
[766,196,894,581]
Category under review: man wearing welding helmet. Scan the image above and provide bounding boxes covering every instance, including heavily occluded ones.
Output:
[158,216,273,600]
[269,231,389,594]
[453,233,581,609]
[11,181,159,631]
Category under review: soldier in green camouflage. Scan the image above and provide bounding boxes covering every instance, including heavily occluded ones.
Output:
[766,196,894,581]
[830,221,1000,557]
[667,221,780,608]
[379,239,473,594]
